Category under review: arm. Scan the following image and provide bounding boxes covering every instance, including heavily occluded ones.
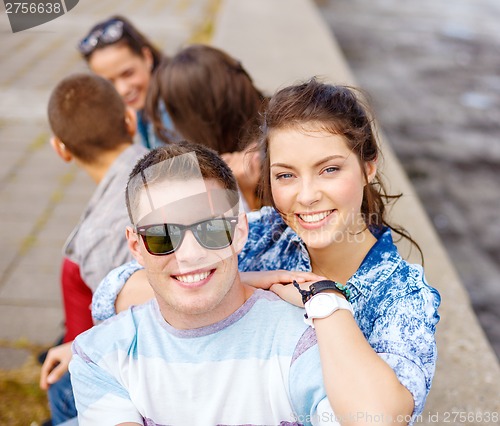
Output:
[314,309,414,426]
[363,287,440,418]
[110,266,320,314]
[115,269,154,313]
[273,282,438,425]
[70,340,143,425]
[241,270,324,290]
[92,260,144,322]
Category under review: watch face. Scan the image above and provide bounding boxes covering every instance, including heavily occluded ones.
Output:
[309,293,338,317]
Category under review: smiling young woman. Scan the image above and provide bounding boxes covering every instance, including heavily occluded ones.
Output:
[238,78,441,424]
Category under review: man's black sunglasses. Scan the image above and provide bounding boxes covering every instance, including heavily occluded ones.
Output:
[136,217,239,256]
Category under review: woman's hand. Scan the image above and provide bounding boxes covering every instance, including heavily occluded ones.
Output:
[270,279,330,307]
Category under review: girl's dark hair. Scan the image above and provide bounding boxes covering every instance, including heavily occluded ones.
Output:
[146,44,267,154]
[80,15,163,71]
[259,78,422,260]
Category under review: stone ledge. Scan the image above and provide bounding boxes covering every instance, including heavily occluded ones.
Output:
[212,0,500,422]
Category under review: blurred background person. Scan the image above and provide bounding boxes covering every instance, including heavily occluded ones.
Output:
[40,73,148,425]
[147,44,267,211]
[78,15,174,149]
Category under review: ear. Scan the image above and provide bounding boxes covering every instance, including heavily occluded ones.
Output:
[50,136,73,162]
[141,47,154,71]
[125,107,137,137]
[126,226,146,267]
[364,159,377,185]
[232,212,249,255]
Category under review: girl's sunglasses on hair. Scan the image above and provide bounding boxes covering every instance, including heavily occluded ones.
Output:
[136,217,238,256]
[78,19,124,55]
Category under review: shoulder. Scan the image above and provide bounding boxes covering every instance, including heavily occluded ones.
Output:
[377,266,441,328]
[76,301,153,361]
[373,259,439,300]
[375,260,441,329]
[115,144,149,173]
[246,290,310,340]
[239,207,283,269]
[356,227,440,301]
[383,255,441,312]
[352,228,441,328]
[246,292,320,373]
[246,206,285,234]
[252,289,304,317]
[239,207,309,272]
[354,239,441,338]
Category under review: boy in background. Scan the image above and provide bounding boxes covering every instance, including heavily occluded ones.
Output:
[40,73,148,425]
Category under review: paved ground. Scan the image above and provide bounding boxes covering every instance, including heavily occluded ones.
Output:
[318,0,500,358]
[0,0,217,369]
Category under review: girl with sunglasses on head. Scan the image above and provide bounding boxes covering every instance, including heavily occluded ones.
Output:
[95,79,441,424]
[78,15,174,149]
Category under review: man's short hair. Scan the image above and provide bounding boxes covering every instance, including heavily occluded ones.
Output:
[48,73,131,163]
[126,141,239,224]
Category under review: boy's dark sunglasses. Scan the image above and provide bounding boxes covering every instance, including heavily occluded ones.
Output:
[78,19,125,55]
[136,217,239,256]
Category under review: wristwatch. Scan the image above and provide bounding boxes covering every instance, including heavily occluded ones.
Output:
[304,293,353,328]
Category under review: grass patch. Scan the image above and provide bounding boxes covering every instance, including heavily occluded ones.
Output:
[0,342,50,425]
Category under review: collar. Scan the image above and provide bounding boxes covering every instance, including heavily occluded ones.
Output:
[261,209,403,299]
[152,289,266,338]
[267,208,311,266]
[347,227,402,299]
[277,217,402,299]
[90,144,147,200]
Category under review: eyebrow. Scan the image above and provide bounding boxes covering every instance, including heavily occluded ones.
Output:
[271,155,346,169]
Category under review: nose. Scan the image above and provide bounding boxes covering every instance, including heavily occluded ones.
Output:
[173,230,208,268]
[296,178,321,206]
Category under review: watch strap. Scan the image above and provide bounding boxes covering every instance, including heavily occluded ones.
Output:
[309,279,351,301]
[293,280,313,305]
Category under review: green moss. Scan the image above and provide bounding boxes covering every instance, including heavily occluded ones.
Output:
[18,234,37,255]
[0,378,49,425]
[0,343,51,425]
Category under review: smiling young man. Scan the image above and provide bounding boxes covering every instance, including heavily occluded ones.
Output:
[69,142,336,426]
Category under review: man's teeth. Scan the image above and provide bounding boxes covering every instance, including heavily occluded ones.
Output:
[175,271,211,283]
[299,210,333,223]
